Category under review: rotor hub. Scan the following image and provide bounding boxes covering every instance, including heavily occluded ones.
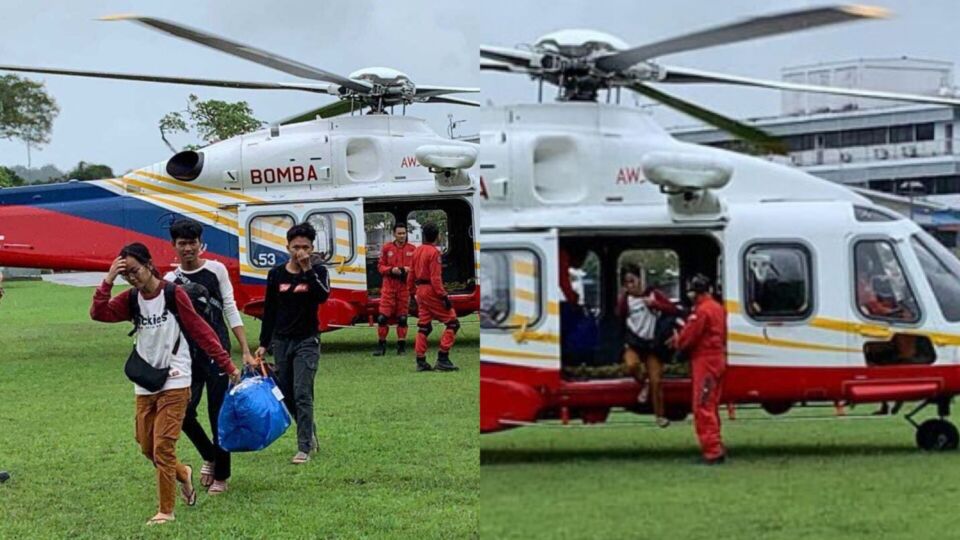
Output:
[535,29,628,58]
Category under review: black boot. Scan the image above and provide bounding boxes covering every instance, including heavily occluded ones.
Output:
[434,351,459,372]
[396,341,406,355]
[373,340,387,357]
[416,356,433,372]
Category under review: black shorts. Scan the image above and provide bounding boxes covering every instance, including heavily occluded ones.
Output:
[625,333,656,354]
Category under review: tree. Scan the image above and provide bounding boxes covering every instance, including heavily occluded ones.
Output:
[64,161,114,181]
[0,75,59,167]
[0,166,25,188]
[159,94,264,152]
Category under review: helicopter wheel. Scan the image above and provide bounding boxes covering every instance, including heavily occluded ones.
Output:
[915,419,959,451]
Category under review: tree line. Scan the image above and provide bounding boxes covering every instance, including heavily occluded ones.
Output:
[0,75,264,187]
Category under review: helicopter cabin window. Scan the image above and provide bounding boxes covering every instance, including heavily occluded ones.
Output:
[854,206,899,222]
[911,233,960,322]
[248,214,296,269]
[854,240,920,324]
[305,211,354,265]
[407,209,449,253]
[743,244,813,321]
[364,212,396,262]
[480,249,542,330]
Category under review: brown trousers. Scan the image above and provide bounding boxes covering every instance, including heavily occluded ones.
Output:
[134,387,191,514]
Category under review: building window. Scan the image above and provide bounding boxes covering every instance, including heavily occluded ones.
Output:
[916,123,935,141]
[854,240,920,324]
[890,125,915,143]
[744,244,814,320]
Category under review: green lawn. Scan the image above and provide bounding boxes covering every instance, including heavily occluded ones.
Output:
[482,401,960,539]
[0,279,478,539]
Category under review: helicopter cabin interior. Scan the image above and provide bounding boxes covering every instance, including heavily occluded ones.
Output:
[363,198,476,299]
[558,232,721,381]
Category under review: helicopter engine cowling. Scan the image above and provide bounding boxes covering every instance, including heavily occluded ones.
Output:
[166,139,243,187]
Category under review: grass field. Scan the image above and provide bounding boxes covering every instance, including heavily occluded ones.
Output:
[481,401,960,539]
[0,279,478,539]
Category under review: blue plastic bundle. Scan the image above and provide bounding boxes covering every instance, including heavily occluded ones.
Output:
[218,365,291,452]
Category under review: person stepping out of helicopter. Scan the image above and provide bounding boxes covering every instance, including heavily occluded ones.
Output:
[408,222,460,372]
[373,222,417,357]
[617,264,680,428]
[668,274,728,465]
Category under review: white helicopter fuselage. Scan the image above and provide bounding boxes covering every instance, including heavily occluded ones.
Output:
[479,102,960,432]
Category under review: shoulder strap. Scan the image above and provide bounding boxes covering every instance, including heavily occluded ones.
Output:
[163,282,180,320]
[127,289,141,337]
[163,282,183,355]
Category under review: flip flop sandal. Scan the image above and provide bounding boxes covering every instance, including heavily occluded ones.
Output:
[179,465,197,507]
[146,514,175,526]
[208,480,228,495]
[200,461,215,488]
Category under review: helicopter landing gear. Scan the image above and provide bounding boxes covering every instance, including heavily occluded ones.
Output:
[906,398,959,451]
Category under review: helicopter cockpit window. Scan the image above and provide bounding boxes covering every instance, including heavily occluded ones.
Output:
[854,206,900,222]
[854,240,920,323]
[305,211,355,265]
[364,212,396,261]
[406,209,449,254]
[911,233,960,322]
[480,249,542,330]
[248,214,295,269]
[744,244,813,320]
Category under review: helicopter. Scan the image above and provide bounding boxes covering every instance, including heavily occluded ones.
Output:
[478,4,960,451]
[0,15,481,330]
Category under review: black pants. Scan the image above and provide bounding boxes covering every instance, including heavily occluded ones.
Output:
[181,359,231,480]
[273,335,319,453]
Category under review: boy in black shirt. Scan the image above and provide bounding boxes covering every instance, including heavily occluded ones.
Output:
[255,223,330,464]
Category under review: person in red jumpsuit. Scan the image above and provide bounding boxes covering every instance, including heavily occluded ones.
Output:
[408,222,459,372]
[374,223,417,356]
[671,274,728,465]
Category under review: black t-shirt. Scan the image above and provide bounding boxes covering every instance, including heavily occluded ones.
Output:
[259,263,331,347]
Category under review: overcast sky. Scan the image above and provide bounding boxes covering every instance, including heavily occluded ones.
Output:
[480,0,960,128]
[0,0,478,173]
[3,1,959,173]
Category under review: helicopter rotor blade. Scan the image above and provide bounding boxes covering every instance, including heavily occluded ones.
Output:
[598,5,888,72]
[480,45,542,68]
[0,64,337,93]
[628,82,786,154]
[480,59,528,73]
[660,65,960,107]
[422,95,480,107]
[277,99,359,125]
[99,14,373,93]
[414,85,480,98]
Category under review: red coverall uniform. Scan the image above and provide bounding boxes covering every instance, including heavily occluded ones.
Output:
[377,240,417,341]
[675,294,728,461]
[409,242,458,358]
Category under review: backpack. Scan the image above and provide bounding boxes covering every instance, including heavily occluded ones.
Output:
[129,282,229,357]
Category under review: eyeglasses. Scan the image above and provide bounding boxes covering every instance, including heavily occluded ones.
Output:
[121,266,146,281]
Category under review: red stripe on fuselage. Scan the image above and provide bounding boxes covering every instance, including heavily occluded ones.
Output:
[0,204,236,272]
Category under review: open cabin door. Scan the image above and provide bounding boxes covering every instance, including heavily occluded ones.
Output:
[480,229,560,371]
[238,200,367,327]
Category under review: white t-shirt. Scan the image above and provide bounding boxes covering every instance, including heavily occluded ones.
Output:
[625,295,657,340]
[133,290,192,395]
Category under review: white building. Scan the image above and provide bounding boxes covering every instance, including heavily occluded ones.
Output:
[671,57,960,246]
